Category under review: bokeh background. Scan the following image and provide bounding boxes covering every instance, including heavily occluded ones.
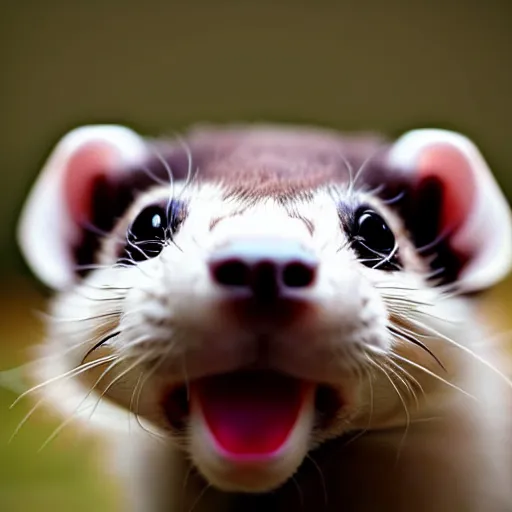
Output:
[1,1,512,510]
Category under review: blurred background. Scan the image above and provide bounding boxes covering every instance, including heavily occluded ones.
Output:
[1,1,512,510]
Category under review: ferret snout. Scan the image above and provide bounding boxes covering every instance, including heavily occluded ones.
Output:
[208,238,318,302]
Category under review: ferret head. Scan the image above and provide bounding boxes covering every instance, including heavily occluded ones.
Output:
[18,124,512,492]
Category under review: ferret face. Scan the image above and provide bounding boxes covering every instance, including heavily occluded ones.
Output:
[18,124,512,493]
[67,179,433,491]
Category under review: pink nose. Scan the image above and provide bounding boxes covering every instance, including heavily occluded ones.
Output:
[208,239,318,301]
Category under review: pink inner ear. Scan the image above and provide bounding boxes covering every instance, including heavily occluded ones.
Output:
[418,145,477,235]
[63,142,119,229]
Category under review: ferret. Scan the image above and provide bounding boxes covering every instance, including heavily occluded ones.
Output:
[16,123,512,511]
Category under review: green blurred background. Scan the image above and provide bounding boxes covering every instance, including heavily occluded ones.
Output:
[1,1,512,510]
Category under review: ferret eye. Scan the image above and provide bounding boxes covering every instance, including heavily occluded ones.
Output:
[123,205,169,263]
[350,208,399,270]
[119,199,187,264]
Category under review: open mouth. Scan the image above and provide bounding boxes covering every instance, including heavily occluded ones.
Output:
[162,371,342,457]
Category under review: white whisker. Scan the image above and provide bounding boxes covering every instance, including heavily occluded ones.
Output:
[10,354,116,408]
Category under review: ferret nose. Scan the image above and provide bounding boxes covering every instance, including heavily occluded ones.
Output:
[208,239,318,300]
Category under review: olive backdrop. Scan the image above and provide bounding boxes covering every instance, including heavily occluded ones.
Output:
[1,1,511,511]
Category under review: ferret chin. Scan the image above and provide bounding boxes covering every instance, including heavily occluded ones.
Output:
[17,123,512,511]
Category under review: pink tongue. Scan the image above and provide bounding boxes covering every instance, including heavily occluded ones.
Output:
[192,372,309,455]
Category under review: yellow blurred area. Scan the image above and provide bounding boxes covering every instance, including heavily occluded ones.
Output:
[1,1,512,510]
[0,279,120,511]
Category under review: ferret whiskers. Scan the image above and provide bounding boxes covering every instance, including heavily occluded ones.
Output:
[10,354,116,408]
[366,355,410,462]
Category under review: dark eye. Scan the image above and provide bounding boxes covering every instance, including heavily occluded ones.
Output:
[350,208,399,270]
[121,200,186,264]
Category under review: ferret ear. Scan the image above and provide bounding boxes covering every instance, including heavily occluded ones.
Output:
[18,125,148,290]
[388,129,512,292]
